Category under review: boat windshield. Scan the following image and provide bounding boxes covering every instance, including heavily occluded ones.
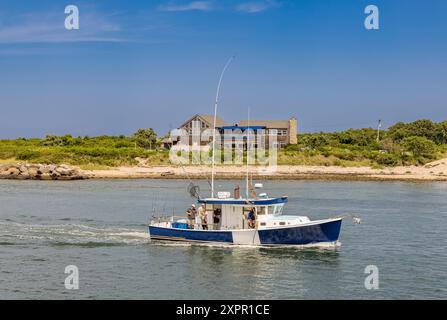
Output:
[240,204,284,215]
[270,204,284,215]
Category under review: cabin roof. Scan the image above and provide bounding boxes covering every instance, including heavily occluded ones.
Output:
[198,197,288,205]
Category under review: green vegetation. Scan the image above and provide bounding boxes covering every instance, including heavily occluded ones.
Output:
[284,119,447,167]
[132,128,157,149]
[0,129,170,167]
[0,120,446,168]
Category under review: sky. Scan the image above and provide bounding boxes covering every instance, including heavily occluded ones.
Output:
[0,0,446,138]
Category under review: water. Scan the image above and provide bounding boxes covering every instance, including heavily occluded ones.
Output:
[1,179,446,299]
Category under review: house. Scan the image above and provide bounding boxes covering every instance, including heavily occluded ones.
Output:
[237,119,297,147]
[165,114,297,149]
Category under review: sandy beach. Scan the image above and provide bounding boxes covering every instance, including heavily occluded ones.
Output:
[80,158,447,181]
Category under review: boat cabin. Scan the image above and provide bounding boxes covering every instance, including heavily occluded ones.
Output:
[197,196,288,230]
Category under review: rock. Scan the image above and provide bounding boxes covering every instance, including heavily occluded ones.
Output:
[47,164,57,173]
[38,165,50,174]
[0,164,86,180]
[51,171,61,179]
[55,167,73,176]
[27,166,38,177]
[39,172,53,180]
[7,167,20,176]
[18,168,30,179]
[0,170,10,177]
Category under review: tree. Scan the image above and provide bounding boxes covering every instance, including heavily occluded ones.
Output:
[132,128,157,149]
[388,119,438,143]
[41,134,74,146]
[402,136,436,157]
[433,121,447,145]
[307,134,328,149]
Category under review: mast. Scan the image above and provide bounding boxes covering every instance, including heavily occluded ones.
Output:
[211,56,235,198]
[246,107,250,199]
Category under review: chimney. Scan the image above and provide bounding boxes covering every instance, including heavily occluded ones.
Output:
[288,117,297,145]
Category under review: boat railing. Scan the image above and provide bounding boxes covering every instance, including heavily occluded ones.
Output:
[150,215,186,224]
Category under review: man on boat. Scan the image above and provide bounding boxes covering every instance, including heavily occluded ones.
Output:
[186,204,196,229]
[213,208,221,229]
[198,204,208,230]
[247,207,256,229]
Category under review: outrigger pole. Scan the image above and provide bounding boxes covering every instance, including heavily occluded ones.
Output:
[211,56,235,198]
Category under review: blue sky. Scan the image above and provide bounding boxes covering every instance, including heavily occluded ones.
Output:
[0,0,446,138]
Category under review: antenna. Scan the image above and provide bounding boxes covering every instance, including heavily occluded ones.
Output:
[211,55,235,198]
[246,107,250,199]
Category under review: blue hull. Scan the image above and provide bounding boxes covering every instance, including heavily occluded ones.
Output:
[149,219,342,246]
[258,219,342,245]
[149,226,234,243]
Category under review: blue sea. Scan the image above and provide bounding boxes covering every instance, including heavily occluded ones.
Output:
[1,179,446,299]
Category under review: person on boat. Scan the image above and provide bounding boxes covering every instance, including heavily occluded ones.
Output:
[186,204,196,229]
[247,207,256,229]
[198,204,208,230]
[213,208,221,229]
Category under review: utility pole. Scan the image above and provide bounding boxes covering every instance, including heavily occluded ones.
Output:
[376,119,382,142]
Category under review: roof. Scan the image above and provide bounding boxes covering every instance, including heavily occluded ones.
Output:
[180,114,226,128]
[238,120,289,129]
[198,197,288,205]
[219,125,266,131]
[199,114,226,127]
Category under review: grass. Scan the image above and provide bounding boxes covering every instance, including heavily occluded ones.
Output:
[0,158,16,165]
[0,136,170,167]
[78,164,114,170]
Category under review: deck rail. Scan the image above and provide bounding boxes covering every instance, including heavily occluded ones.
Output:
[149,215,187,224]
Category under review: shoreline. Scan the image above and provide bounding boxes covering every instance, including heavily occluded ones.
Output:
[2,159,447,182]
[81,161,447,182]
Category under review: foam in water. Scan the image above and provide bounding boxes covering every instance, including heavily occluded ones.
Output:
[0,221,150,246]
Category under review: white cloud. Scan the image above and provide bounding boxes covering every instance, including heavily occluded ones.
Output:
[236,0,279,13]
[158,1,212,12]
[0,11,126,44]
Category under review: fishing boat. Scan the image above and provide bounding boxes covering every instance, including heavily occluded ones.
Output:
[148,188,346,246]
[148,57,359,246]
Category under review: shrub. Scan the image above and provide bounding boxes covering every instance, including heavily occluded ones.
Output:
[402,136,436,157]
[133,128,157,149]
[375,153,401,166]
[16,150,41,160]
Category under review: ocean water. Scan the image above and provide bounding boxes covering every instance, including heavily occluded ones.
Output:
[0,179,446,299]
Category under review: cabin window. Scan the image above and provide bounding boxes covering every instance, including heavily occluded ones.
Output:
[256,206,266,215]
[266,205,276,215]
[271,204,284,215]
